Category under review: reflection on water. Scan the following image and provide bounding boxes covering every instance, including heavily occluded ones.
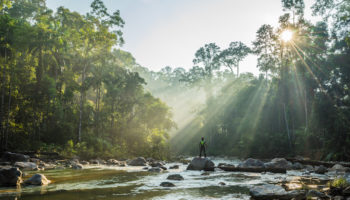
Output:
[0,157,332,200]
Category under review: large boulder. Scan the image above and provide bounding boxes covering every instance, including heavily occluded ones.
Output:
[264,158,292,170]
[186,157,214,171]
[167,174,184,181]
[128,157,147,166]
[1,152,29,163]
[14,162,38,170]
[24,174,50,185]
[250,184,306,200]
[238,158,265,168]
[0,167,22,187]
[330,164,350,172]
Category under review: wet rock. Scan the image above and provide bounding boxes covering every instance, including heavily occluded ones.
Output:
[306,190,327,199]
[80,161,89,165]
[14,162,38,170]
[55,166,65,170]
[1,152,29,163]
[315,165,328,174]
[238,158,265,168]
[150,162,164,168]
[249,184,306,200]
[169,165,179,169]
[292,162,304,170]
[343,186,350,196]
[90,160,100,165]
[142,167,149,170]
[219,182,226,186]
[201,172,210,176]
[330,164,350,172]
[333,196,345,200]
[148,167,162,172]
[107,159,119,165]
[72,164,83,170]
[305,165,314,172]
[160,182,175,187]
[0,167,22,187]
[160,166,167,170]
[24,174,50,185]
[264,158,292,170]
[186,157,214,171]
[167,174,184,181]
[128,157,147,166]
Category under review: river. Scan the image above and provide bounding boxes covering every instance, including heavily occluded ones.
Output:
[0,157,332,200]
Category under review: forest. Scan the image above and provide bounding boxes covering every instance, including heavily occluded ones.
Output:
[0,0,350,161]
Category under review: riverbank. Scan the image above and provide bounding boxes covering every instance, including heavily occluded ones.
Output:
[0,152,350,199]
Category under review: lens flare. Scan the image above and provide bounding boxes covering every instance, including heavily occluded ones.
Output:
[281,30,293,42]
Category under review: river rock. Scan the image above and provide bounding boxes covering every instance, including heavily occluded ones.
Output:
[330,164,350,172]
[128,157,147,166]
[187,157,214,171]
[150,162,164,168]
[306,189,327,199]
[80,161,89,165]
[160,182,175,187]
[72,164,83,169]
[264,158,292,170]
[14,162,38,170]
[90,159,100,165]
[169,165,179,169]
[148,167,162,172]
[1,152,29,163]
[292,162,304,170]
[343,186,350,196]
[0,167,22,187]
[167,174,184,181]
[315,165,328,174]
[107,159,119,165]
[219,182,226,186]
[249,184,306,200]
[238,158,265,168]
[24,174,50,185]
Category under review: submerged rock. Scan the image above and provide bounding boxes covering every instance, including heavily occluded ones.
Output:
[169,165,179,169]
[167,174,184,181]
[219,182,226,186]
[14,162,38,170]
[160,182,175,187]
[24,174,50,185]
[249,184,306,200]
[238,158,265,168]
[186,157,214,171]
[264,158,292,170]
[128,157,147,166]
[1,152,29,163]
[0,167,22,187]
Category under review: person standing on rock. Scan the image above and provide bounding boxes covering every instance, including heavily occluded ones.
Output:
[199,137,207,158]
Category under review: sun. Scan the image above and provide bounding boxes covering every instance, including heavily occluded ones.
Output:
[281,30,293,42]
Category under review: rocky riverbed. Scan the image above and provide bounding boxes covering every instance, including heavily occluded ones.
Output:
[0,152,350,200]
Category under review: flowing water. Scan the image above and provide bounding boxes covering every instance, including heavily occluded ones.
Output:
[0,157,332,200]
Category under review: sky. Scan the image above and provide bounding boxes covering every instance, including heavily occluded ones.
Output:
[46,0,319,75]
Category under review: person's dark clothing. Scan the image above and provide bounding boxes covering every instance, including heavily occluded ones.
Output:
[199,140,206,158]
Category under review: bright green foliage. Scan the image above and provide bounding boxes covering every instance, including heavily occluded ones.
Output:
[0,0,174,160]
[329,178,350,189]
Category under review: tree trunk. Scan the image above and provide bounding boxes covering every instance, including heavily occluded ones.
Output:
[236,63,239,77]
[283,103,292,150]
[78,64,86,143]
